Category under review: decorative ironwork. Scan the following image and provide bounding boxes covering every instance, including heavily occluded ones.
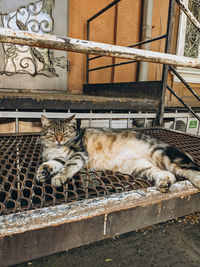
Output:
[0,0,66,77]
[184,0,200,58]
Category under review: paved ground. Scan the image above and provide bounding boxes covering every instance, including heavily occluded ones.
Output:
[14,213,200,267]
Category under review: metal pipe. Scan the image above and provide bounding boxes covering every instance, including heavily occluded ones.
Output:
[138,0,154,81]
[1,27,200,68]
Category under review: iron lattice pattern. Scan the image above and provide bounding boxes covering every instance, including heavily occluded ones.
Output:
[0,129,200,215]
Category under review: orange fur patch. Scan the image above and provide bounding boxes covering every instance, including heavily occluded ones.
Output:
[96,141,103,152]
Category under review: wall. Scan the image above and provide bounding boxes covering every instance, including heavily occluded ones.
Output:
[67,0,169,94]
[147,0,168,81]
[68,0,114,94]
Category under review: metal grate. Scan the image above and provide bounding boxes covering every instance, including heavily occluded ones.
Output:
[0,129,200,216]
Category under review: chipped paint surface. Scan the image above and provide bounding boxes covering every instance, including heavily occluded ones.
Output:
[0,180,199,237]
[0,27,200,68]
[175,0,200,33]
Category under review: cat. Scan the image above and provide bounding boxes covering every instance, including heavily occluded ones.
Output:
[36,114,200,192]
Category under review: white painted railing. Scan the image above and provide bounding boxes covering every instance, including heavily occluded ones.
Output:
[0,27,200,69]
[0,110,199,135]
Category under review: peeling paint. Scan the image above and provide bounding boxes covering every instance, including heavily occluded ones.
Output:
[0,181,199,237]
[175,0,200,33]
[0,27,200,68]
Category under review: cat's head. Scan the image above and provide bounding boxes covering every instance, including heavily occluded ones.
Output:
[40,114,76,147]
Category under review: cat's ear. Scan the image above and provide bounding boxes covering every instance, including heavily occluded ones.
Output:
[65,114,76,123]
[41,115,51,127]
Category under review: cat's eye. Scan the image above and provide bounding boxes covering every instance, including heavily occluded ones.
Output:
[63,132,70,136]
[48,132,56,136]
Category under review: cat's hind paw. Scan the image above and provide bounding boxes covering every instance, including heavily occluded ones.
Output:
[155,172,176,193]
[157,179,171,193]
[189,174,200,189]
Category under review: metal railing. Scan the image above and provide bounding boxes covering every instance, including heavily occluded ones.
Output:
[1,109,200,135]
[0,0,200,129]
[86,0,168,83]
[85,0,200,128]
[1,27,198,68]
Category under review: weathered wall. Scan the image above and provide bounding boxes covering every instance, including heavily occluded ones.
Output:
[68,0,115,94]
[67,0,169,94]
[67,0,200,108]
[147,0,168,81]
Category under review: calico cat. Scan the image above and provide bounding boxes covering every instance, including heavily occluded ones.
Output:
[36,114,200,192]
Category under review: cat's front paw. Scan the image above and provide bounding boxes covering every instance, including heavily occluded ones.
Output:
[36,163,53,182]
[36,160,64,183]
[51,172,72,187]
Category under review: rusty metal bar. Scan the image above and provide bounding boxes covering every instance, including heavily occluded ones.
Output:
[175,0,200,32]
[1,27,200,69]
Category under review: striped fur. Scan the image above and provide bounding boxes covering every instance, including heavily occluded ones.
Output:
[36,115,200,192]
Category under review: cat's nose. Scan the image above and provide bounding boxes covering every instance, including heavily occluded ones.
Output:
[56,135,63,144]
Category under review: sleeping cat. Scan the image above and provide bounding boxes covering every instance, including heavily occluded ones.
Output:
[36,114,200,192]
